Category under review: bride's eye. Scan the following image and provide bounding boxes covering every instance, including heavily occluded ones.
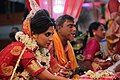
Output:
[45,32,54,37]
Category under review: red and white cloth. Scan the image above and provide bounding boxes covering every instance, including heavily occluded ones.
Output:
[79,73,120,80]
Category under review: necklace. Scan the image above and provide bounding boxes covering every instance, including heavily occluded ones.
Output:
[15,31,51,69]
[35,48,50,69]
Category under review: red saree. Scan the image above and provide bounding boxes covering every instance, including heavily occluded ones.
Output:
[83,38,112,71]
[0,42,45,79]
[83,38,102,71]
[49,51,61,74]
[83,38,100,61]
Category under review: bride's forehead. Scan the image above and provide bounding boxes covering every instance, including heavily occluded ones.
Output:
[45,26,54,32]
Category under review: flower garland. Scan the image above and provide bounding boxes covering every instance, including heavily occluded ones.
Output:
[35,48,50,69]
[14,31,51,79]
[15,31,37,51]
[15,31,50,68]
[85,70,114,80]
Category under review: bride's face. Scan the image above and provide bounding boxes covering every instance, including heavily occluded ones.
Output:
[34,26,54,48]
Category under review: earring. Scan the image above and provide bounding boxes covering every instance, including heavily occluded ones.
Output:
[33,35,36,39]
[93,32,96,35]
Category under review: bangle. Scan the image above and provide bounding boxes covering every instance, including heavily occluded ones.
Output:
[53,73,57,76]
[69,71,73,75]
[112,54,120,61]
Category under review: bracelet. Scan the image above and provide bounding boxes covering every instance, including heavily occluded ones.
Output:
[112,54,120,61]
[68,71,73,76]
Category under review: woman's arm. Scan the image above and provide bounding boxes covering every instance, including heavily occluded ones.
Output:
[84,60,94,71]
[36,69,69,80]
[26,60,69,80]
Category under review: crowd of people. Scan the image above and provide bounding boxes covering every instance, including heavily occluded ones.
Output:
[0,0,120,80]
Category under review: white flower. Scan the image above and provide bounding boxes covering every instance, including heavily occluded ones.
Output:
[15,31,24,41]
[15,31,51,69]
[15,31,37,51]
[85,70,114,79]
[13,70,30,80]
[35,48,50,69]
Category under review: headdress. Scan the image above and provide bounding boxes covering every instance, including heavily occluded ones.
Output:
[22,0,40,37]
[26,0,40,18]
[108,0,120,13]
[23,0,52,37]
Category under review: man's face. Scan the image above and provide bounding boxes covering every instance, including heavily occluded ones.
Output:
[59,20,76,41]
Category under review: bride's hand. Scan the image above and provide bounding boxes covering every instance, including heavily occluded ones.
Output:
[57,61,72,78]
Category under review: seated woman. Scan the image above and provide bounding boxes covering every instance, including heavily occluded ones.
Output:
[83,22,112,72]
[0,10,69,80]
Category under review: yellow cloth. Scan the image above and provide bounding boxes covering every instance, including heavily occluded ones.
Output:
[106,20,114,55]
[22,19,31,37]
[72,74,80,79]
[106,19,120,55]
[53,30,78,71]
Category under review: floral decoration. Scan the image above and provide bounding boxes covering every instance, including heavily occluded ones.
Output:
[14,31,51,79]
[85,70,114,80]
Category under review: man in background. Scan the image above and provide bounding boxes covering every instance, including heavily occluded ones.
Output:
[9,27,19,42]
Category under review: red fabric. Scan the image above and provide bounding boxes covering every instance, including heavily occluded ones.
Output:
[49,52,61,74]
[74,0,84,19]
[70,0,77,15]
[64,0,75,15]
[20,51,35,68]
[26,0,40,12]
[83,39,100,61]
[63,0,69,15]
[114,41,120,54]
[26,0,30,11]
[79,75,118,80]
[108,0,120,13]
[0,42,38,79]
[64,0,84,20]
[31,67,45,77]
[0,42,24,78]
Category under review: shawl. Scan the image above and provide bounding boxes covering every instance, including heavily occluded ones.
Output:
[106,17,120,55]
[108,0,120,14]
[53,30,78,71]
